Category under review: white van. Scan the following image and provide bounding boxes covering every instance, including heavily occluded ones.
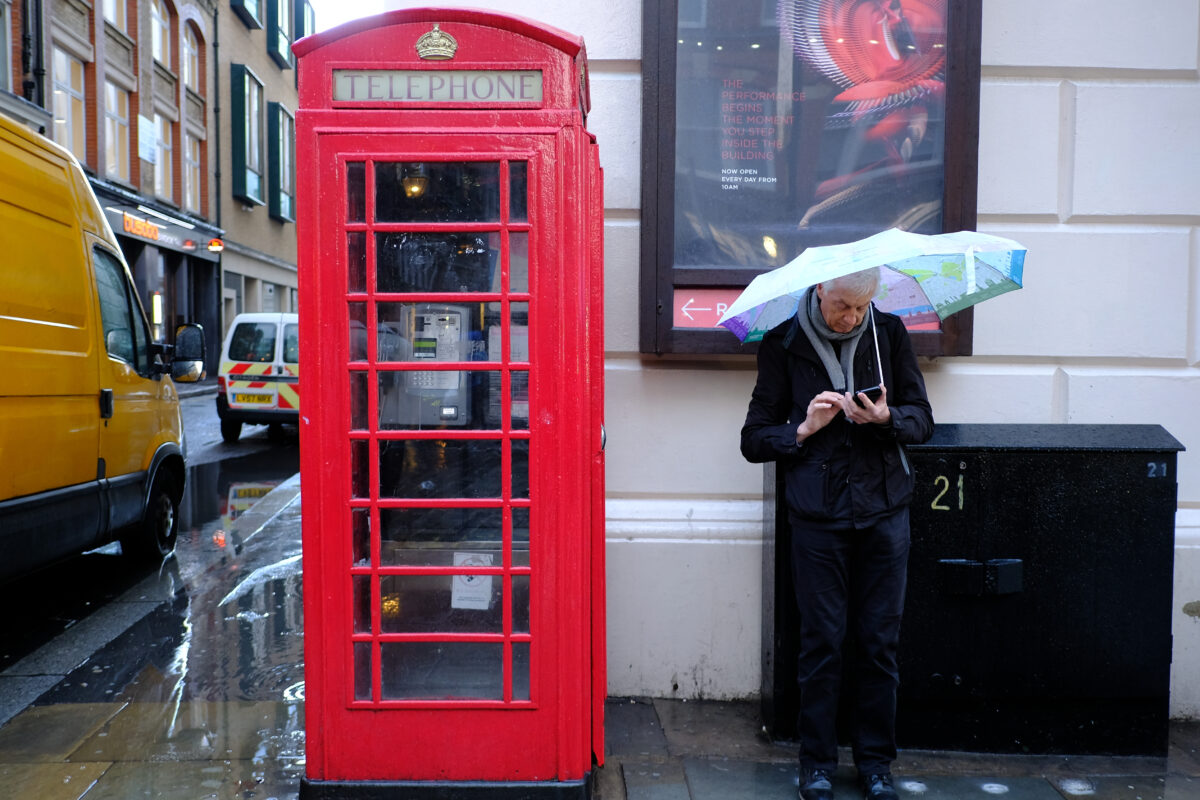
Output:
[216,312,299,443]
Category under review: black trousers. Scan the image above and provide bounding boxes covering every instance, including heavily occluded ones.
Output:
[791,507,910,776]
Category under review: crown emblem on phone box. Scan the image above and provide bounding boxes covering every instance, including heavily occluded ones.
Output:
[417,24,458,60]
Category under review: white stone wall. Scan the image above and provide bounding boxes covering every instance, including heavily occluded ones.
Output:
[975,0,1200,719]
[381,0,1200,715]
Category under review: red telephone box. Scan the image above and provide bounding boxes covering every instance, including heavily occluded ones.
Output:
[293,9,605,797]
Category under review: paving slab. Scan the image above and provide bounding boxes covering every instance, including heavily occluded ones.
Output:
[0,762,111,800]
[654,699,791,762]
[682,757,799,800]
[0,702,125,762]
[679,760,1068,800]
[894,748,1167,781]
[69,700,305,763]
[76,759,303,800]
[607,698,671,759]
[593,757,628,800]
[1167,722,1200,775]
[0,675,63,729]
[1060,774,1200,800]
[623,757,690,800]
[889,775,1064,798]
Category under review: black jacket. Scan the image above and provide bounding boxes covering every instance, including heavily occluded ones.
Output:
[740,307,934,528]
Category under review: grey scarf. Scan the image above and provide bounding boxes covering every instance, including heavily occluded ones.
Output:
[795,286,868,394]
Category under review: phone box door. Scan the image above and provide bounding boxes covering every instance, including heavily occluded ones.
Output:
[299,130,598,790]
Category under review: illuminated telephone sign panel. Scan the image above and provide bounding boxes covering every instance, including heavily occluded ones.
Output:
[332,69,543,103]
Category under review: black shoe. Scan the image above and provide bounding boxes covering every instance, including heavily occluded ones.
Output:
[799,767,834,800]
[860,773,898,800]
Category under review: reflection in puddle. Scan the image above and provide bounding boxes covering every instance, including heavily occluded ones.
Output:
[219,554,303,607]
[167,447,304,705]
[39,447,305,709]
[4,448,309,795]
[178,447,299,553]
[222,481,281,528]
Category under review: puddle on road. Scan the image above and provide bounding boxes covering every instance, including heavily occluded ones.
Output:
[178,445,300,553]
[30,445,305,708]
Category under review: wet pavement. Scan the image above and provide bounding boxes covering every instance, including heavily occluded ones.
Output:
[0,441,301,680]
[604,699,1200,800]
[0,444,304,798]
[1,468,1199,798]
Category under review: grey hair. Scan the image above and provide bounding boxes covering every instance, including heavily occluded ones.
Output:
[824,267,880,298]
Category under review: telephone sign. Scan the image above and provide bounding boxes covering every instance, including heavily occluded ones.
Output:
[332,69,544,103]
[295,9,605,798]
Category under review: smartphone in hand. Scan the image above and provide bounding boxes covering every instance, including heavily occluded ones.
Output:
[853,385,883,407]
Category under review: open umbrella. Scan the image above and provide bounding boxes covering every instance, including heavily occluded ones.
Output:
[718,228,1027,342]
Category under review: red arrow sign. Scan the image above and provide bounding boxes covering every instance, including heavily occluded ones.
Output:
[672,288,743,329]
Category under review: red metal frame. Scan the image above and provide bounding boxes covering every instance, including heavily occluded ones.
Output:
[345,152,535,711]
[296,9,603,789]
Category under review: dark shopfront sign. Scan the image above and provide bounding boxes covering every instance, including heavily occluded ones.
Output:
[640,0,982,356]
[101,203,222,262]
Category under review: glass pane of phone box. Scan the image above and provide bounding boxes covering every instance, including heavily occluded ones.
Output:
[376,574,530,635]
[377,440,529,499]
[377,642,530,701]
[378,507,530,568]
[374,162,501,224]
[376,232,498,294]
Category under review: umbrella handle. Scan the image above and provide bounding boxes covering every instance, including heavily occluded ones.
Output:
[870,306,885,388]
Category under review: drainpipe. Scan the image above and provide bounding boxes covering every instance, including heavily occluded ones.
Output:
[213,5,222,228]
[32,0,45,106]
[21,0,45,107]
[212,4,224,361]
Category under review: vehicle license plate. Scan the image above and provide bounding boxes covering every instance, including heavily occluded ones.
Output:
[234,393,273,404]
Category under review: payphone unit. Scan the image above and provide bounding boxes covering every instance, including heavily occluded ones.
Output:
[380,303,473,427]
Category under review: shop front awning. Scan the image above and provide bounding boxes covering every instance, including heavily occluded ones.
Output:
[91,183,224,263]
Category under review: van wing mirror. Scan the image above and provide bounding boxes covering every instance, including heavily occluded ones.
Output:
[172,323,207,383]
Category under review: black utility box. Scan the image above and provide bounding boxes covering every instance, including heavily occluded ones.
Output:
[762,423,1183,755]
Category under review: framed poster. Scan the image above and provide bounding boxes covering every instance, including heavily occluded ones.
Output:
[641,0,982,355]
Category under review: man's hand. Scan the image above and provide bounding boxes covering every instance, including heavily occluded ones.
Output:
[796,390,846,444]
[844,385,891,426]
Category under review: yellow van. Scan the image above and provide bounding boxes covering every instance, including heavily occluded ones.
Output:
[0,114,206,583]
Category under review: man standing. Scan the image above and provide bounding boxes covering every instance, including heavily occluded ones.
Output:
[740,268,933,800]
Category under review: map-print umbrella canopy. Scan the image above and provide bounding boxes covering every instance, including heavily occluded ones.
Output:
[718,228,1027,342]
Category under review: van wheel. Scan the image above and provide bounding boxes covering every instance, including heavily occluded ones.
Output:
[122,471,179,562]
[221,419,242,443]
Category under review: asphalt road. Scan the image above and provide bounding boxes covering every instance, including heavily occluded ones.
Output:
[180,389,299,467]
